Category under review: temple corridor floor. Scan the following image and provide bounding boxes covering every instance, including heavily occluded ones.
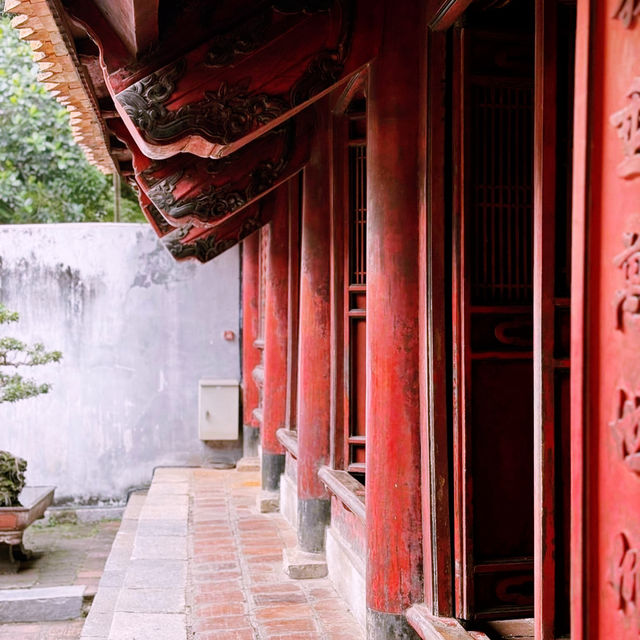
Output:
[82,467,364,640]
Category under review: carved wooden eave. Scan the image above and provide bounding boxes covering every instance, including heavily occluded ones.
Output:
[161,202,268,264]
[64,0,379,160]
[7,0,381,263]
[7,0,115,174]
[110,110,312,229]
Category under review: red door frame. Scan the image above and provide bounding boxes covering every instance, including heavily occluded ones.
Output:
[533,2,558,638]
[421,23,454,617]
[569,1,588,633]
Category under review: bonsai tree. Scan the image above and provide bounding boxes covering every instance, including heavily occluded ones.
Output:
[0,303,61,506]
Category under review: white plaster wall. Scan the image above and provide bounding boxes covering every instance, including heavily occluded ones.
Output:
[0,224,240,502]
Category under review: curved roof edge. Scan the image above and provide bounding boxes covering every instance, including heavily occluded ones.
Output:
[6,0,115,174]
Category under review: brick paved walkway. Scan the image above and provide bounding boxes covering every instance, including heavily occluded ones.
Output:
[189,468,364,640]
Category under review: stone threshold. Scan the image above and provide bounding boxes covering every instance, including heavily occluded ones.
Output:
[406,605,491,640]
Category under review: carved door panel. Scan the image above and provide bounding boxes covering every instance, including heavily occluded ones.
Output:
[572,1,640,638]
[452,26,536,621]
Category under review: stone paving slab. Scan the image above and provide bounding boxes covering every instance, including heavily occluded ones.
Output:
[122,559,186,590]
[80,494,146,640]
[108,612,186,640]
[102,469,191,640]
[115,587,185,614]
[135,518,187,537]
[0,619,85,639]
[0,585,85,623]
[131,535,187,560]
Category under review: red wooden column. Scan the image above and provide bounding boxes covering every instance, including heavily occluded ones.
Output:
[366,3,424,638]
[261,186,289,497]
[241,232,261,458]
[295,103,332,555]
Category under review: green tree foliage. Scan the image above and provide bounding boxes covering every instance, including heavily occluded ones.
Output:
[0,13,143,223]
[0,303,61,404]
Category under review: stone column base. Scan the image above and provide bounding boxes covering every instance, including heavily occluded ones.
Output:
[367,609,420,640]
[261,452,285,492]
[236,457,260,472]
[282,546,328,579]
[257,490,280,513]
[242,425,260,458]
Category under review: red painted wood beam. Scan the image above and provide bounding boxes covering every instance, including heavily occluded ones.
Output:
[425,0,474,31]
[261,185,290,491]
[93,0,159,58]
[365,2,424,637]
[296,102,332,553]
[242,231,261,456]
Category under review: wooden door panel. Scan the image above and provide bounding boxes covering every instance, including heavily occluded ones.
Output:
[471,360,534,563]
[471,359,534,615]
[454,22,536,621]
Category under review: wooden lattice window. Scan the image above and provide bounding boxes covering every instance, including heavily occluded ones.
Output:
[469,84,534,306]
[344,95,367,479]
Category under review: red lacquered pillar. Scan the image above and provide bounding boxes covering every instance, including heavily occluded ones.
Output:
[296,105,332,553]
[261,186,289,493]
[241,231,261,458]
[366,3,424,638]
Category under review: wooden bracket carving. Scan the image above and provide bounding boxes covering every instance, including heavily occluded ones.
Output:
[108,0,369,159]
[162,205,265,263]
[137,120,301,228]
[117,61,289,147]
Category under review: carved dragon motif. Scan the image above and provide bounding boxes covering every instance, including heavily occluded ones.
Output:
[118,62,288,144]
[147,125,293,224]
[164,214,264,262]
[145,200,174,235]
[117,1,352,146]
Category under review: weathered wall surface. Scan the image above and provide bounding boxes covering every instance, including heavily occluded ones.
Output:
[0,224,240,502]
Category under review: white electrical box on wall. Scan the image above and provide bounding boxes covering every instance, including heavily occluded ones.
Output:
[198,379,239,441]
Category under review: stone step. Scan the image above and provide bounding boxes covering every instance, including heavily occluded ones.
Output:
[80,491,146,639]
[0,585,85,623]
[106,468,191,640]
